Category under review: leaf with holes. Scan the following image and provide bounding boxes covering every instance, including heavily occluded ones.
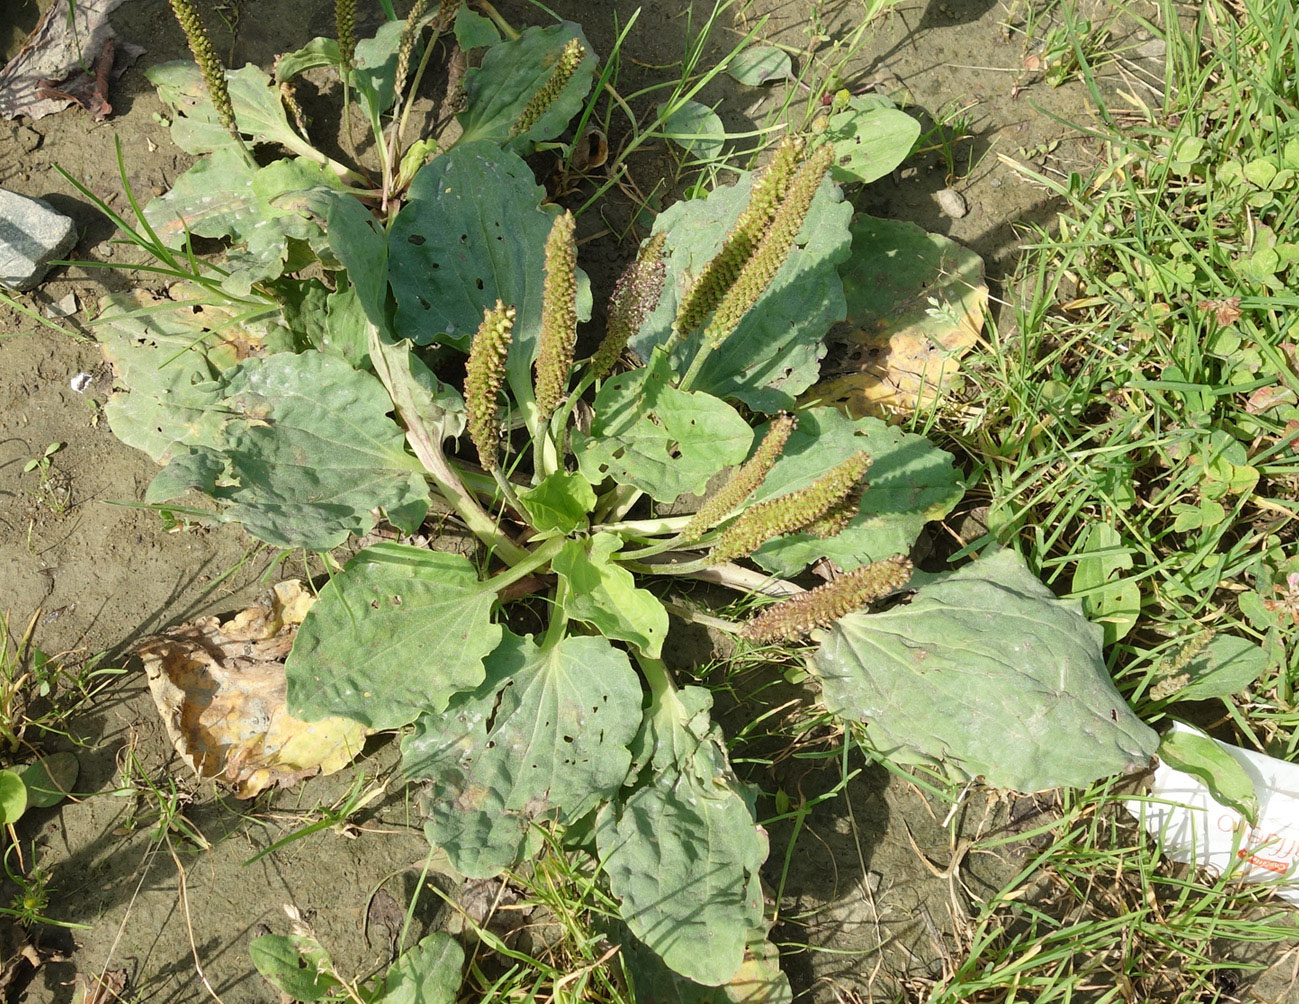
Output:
[388,142,591,406]
[457,23,597,151]
[598,685,767,986]
[287,544,501,729]
[823,94,920,185]
[630,169,852,412]
[402,630,642,877]
[572,350,753,503]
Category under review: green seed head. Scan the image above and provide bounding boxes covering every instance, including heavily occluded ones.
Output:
[740,555,913,642]
[168,0,240,145]
[673,135,806,339]
[710,449,871,562]
[334,0,357,71]
[589,233,666,383]
[465,301,515,471]
[683,412,797,542]
[700,142,833,349]
[511,38,585,138]
[534,211,579,422]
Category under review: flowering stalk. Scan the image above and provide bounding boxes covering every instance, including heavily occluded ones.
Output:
[168,0,252,164]
[465,301,515,472]
[511,38,585,138]
[739,556,913,642]
[534,211,579,423]
[589,233,666,383]
[672,136,804,340]
[682,413,796,542]
[334,0,357,73]
[710,450,871,563]
[678,142,833,392]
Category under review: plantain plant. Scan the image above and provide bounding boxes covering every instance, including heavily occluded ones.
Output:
[90,1,1166,996]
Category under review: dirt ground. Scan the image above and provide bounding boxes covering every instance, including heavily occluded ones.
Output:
[0,0,1201,1001]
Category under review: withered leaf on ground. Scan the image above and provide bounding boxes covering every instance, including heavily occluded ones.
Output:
[0,0,144,121]
[138,581,366,798]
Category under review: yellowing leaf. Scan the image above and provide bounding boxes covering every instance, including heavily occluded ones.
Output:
[139,581,366,799]
[816,216,987,418]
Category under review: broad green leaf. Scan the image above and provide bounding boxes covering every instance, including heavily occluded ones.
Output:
[147,61,318,162]
[1071,524,1140,645]
[320,283,372,367]
[659,99,727,160]
[823,94,920,184]
[19,753,78,809]
[145,448,224,505]
[518,471,596,536]
[747,407,963,578]
[275,37,341,82]
[815,215,987,417]
[288,544,501,729]
[554,534,669,658]
[389,142,591,406]
[1158,727,1259,825]
[380,932,464,1004]
[403,631,642,877]
[351,20,406,119]
[143,153,342,295]
[454,4,501,48]
[212,353,428,549]
[249,934,341,1001]
[727,45,792,86]
[1171,636,1270,701]
[326,194,390,326]
[573,350,752,503]
[598,739,766,986]
[457,23,597,150]
[630,170,852,412]
[143,148,259,246]
[0,771,26,825]
[617,925,791,1004]
[815,549,1159,791]
[97,291,247,463]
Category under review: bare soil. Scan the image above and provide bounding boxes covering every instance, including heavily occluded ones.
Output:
[0,0,1176,1000]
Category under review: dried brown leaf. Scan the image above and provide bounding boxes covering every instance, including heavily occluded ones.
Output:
[138,581,366,798]
[0,0,144,121]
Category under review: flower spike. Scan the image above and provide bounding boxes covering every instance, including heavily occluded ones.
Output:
[168,0,242,150]
[589,233,666,383]
[700,142,833,349]
[511,38,585,138]
[465,301,515,471]
[740,556,913,642]
[534,210,579,422]
[673,136,805,339]
[682,413,797,542]
[710,449,871,563]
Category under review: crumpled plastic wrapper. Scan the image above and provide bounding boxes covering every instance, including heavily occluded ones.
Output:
[138,581,367,799]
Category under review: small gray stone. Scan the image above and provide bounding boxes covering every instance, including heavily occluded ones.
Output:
[935,187,968,219]
[0,188,77,291]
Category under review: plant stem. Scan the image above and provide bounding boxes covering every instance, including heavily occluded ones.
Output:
[488,536,564,593]
[635,652,677,704]
[474,0,519,40]
[369,329,529,564]
[592,515,694,535]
